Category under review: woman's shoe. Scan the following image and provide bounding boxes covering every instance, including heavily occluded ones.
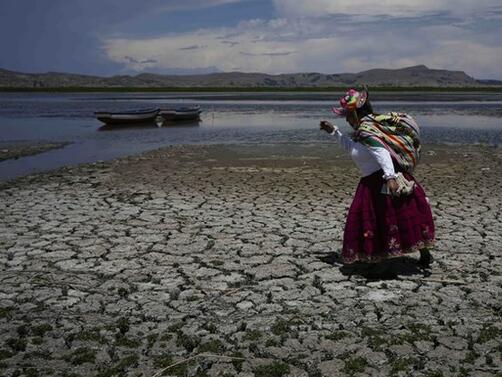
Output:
[419,248,433,268]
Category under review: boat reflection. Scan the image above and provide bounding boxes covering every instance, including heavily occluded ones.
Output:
[98,119,201,131]
[98,122,160,131]
[157,118,201,127]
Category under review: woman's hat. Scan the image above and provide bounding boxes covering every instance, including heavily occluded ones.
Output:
[332,88,368,117]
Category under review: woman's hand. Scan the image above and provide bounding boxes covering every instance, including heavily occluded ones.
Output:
[387,178,399,196]
[320,120,337,134]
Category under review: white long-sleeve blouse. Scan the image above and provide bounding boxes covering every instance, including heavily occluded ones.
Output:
[332,129,397,179]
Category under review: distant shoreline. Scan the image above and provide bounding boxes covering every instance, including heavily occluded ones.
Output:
[1,86,502,93]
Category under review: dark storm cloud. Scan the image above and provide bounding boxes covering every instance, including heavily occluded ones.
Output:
[240,51,295,56]
[178,45,208,50]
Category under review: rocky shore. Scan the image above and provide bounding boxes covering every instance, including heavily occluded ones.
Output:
[0,143,501,377]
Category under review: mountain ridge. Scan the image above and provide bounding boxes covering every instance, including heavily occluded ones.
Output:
[1,65,501,88]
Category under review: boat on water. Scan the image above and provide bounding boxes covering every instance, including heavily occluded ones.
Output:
[159,106,202,122]
[95,108,160,125]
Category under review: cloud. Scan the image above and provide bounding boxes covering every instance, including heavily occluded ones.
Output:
[124,56,139,64]
[121,55,159,70]
[272,0,502,18]
[240,51,296,56]
[155,0,249,13]
[103,26,308,73]
[3,0,501,78]
[102,3,502,78]
[179,45,208,50]
[0,0,254,75]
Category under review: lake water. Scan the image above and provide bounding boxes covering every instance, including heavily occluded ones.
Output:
[1,92,502,180]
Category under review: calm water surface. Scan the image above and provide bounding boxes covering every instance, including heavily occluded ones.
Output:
[1,92,501,180]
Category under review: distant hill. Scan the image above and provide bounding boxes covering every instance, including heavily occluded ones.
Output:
[1,65,501,88]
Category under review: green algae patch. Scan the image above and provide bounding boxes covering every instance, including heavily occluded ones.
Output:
[254,361,290,377]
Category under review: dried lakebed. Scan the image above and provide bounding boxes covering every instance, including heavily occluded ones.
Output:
[0,143,501,377]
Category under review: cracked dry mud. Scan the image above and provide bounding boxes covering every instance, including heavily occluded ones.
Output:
[0,143,501,377]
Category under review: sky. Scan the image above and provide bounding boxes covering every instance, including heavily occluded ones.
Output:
[1,0,502,79]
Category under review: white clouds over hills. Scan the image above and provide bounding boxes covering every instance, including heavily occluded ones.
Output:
[102,1,502,78]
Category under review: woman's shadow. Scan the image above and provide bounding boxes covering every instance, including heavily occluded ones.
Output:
[318,252,430,280]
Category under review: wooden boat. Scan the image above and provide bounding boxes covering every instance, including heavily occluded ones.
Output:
[159,106,202,122]
[95,108,160,125]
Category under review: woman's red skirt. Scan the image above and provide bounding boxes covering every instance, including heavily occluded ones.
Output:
[342,169,435,264]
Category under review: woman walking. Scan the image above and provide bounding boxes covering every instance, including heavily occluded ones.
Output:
[320,88,435,266]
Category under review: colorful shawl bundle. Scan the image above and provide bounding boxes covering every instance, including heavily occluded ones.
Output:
[356,112,421,173]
